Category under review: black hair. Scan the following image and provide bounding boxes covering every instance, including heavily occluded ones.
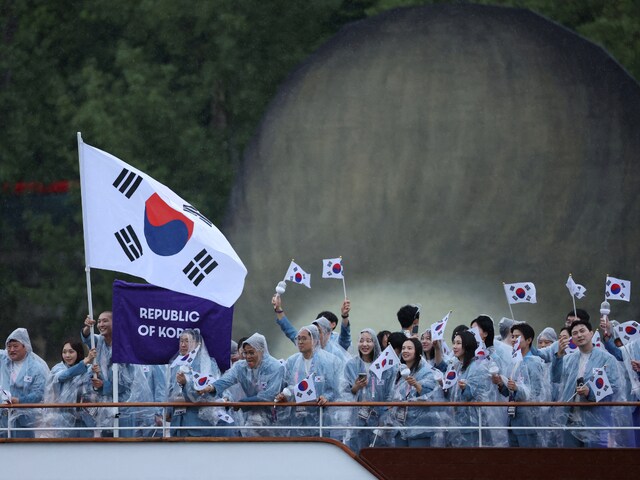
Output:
[569,319,593,335]
[397,337,423,381]
[61,339,85,366]
[377,330,391,349]
[451,324,469,342]
[316,311,338,327]
[566,308,590,322]
[397,304,420,329]
[511,322,535,344]
[388,331,407,352]
[470,315,495,347]
[237,337,249,352]
[455,330,477,371]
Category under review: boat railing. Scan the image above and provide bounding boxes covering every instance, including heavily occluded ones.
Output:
[1,400,639,443]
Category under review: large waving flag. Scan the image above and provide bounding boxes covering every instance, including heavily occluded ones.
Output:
[566,275,587,299]
[605,275,631,302]
[504,282,537,304]
[430,311,451,341]
[589,367,613,402]
[294,374,317,403]
[615,320,640,345]
[322,257,344,279]
[78,136,247,307]
[370,345,400,380]
[284,260,311,288]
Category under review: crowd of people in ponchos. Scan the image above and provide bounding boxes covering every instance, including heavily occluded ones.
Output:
[1,296,639,452]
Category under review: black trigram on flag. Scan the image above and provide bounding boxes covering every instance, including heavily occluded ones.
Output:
[113,168,143,198]
[183,204,213,227]
[183,249,218,286]
[114,225,143,261]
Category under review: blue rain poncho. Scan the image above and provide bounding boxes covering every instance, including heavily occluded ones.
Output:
[81,327,153,437]
[42,358,94,438]
[314,316,352,364]
[0,328,50,438]
[279,325,344,437]
[166,329,222,437]
[552,345,627,447]
[384,357,447,447]
[495,351,549,447]
[343,329,395,452]
[446,357,492,447]
[212,333,284,437]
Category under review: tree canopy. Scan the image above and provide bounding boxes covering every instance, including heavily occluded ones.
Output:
[1,0,638,361]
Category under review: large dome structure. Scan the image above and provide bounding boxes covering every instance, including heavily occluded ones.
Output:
[225,3,640,350]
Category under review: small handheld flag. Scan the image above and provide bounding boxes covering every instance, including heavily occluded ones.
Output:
[430,311,451,341]
[284,260,311,288]
[294,374,317,403]
[605,275,631,302]
[369,345,400,380]
[589,367,612,402]
[566,275,587,299]
[504,282,537,304]
[511,336,523,364]
[442,363,458,391]
[169,346,200,368]
[615,321,640,345]
[192,370,215,391]
[322,257,344,279]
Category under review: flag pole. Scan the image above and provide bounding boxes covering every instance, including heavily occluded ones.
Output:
[77,132,96,351]
[569,273,577,318]
[503,283,516,321]
[340,256,347,299]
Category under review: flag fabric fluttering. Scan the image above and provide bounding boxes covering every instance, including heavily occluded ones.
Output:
[511,336,523,363]
[284,260,311,288]
[78,138,247,307]
[294,374,317,403]
[605,276,631,302]
[430,311,451,341]
[369,345,400,380]
[216,410,235,424]
[504,282,537,304]
[566,275,587,299]
[565,337,579,355]
[322,257,344,279]
[192,370,216,391]
[615,321,640,345]
[469,327,488,359]
[169,346,200,368]
[589,367,613,402]
[442,363,458,391]
[591,331,604,350]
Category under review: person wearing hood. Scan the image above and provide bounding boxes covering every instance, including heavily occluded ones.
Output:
[275,325,343,437]
[0,328,50,438]
[343,328,395,452]
[204,333,284,436]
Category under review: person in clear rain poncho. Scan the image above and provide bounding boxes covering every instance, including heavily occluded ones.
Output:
[82,311,154,437]
[384,337,447,447]
[275,325,343,437]
[446,330,492,447]
[166,329,223,437]
[343,328,395,452]
[0,328,50,438]
[552,319,627,448]
[490,323,549,447]
[42,340,96,438]
[202,333,284,437]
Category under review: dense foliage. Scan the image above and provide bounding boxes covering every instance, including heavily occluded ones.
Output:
[1,0,638,361]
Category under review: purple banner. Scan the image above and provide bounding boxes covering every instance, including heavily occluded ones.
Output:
[112,279,232,371]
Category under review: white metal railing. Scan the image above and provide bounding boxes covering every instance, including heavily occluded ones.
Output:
[1,400,639,445]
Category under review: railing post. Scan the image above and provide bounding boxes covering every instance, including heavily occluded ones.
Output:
[478,407,483,447]
[319,405,323,438]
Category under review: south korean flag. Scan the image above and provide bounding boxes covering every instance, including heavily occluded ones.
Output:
[294,374,317,403]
